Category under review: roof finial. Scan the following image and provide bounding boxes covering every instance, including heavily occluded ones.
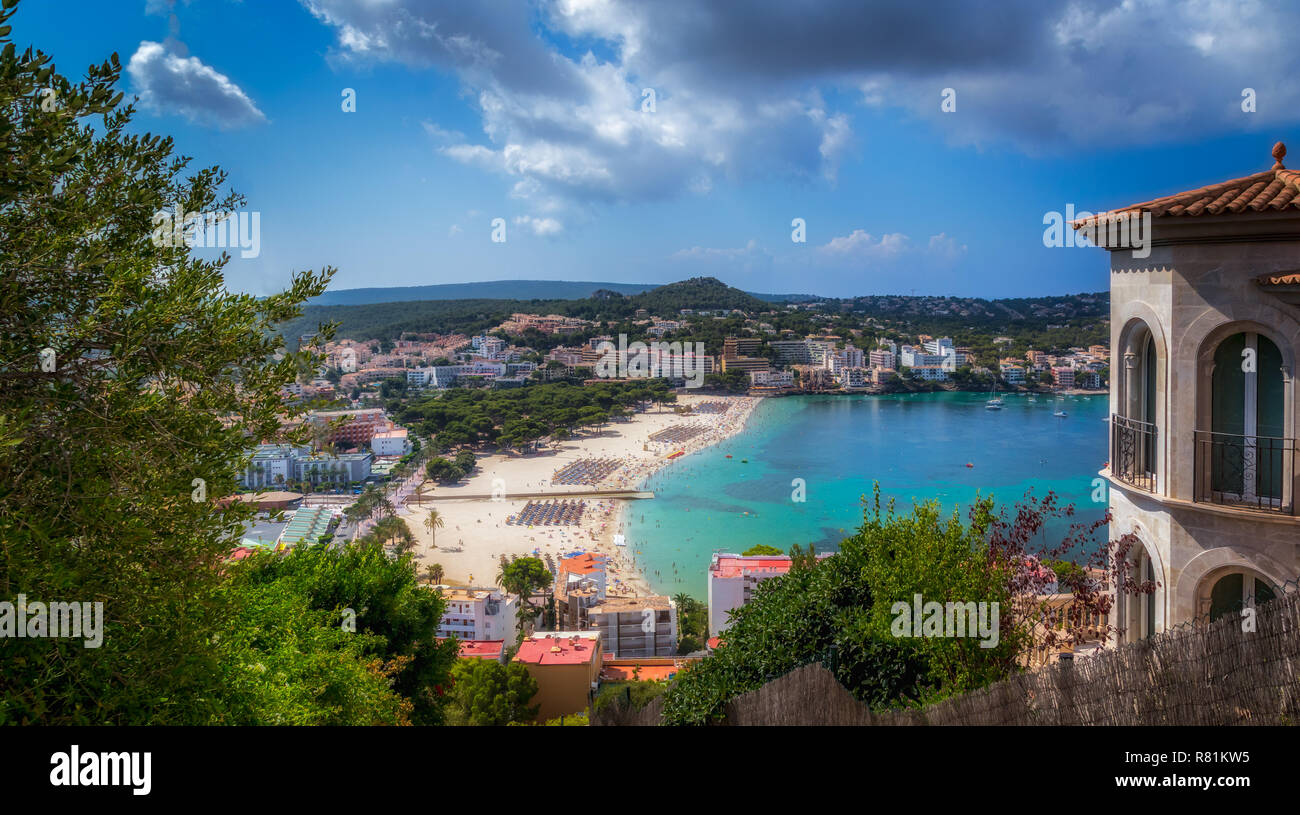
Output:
[1272,141,1286,169]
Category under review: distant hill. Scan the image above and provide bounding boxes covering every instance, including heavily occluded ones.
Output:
[306,278,815,307]
[275,277,1106,349]
[307,280,659,306]
[627,276,773,314]
[278,277,780,346]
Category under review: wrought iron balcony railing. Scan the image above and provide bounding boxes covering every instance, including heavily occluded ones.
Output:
[1193,430,1298,515]
[1111,414,1157,492]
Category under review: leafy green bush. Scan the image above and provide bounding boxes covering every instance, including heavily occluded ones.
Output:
[662,490,1052,725]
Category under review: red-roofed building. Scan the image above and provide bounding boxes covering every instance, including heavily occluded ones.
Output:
[438,638,506,664]
[556,552,609,628]
[513,632,603,721]
[708,553,806,635]
[600,656,699,683]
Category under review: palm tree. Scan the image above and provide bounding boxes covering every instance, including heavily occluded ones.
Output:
[373,515,415,554]
[423,563,445,586]
[424,509,444,548]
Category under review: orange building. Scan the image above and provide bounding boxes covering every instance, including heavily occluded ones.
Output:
[513,633,603,721]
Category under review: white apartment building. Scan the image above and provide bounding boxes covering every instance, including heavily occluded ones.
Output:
[869,349,895,369]
[750,369,795,388]
[408,362,508,389]
[370,427,411,457]
[436,586,519,642]
[923,337,954,356]
[243,444,304,489]
[471,335,506,356]
[825,345,865,372]
[836,367,871,389]
[770,339,833,366]
[909,364,949,381]
[707,553,795,635]
[899,346,948,368]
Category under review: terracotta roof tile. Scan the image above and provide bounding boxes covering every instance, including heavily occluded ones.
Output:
[1256,271,1300,287]
[1073,142,1300,228]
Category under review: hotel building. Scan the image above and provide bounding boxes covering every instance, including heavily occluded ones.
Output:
[707,553,795,635]
[586,596,679,658]
[435,586,519,643]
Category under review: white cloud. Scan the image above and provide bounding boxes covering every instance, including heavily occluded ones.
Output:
[127,41,266,129]
[672,239,761,261]
[513,215,564,236]
[422,121,466,143]
[926,233,967,262]
[302,0,1300,207]
[816,230,965,265]
[820,230,911,259]
[302,0,855,207]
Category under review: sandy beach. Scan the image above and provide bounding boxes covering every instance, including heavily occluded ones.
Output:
[401,392,761,597]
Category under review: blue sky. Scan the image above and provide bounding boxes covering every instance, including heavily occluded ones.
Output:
[20,0,1300,298]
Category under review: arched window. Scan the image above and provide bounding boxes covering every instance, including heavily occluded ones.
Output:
[1208,332,1285,504]
[1119,540,1162,640]
[1206,569,1279,622]
[1144,555,1157,638]
[1113,322,1158,490]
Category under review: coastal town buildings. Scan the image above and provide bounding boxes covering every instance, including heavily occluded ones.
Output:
[370,427,411,457]
[435,586,520,642]
[1086,141,1300,638]
[586,596,679,658]
[513,632,603,721]
[556,552,609,629]
[707,553,795,635]
[241,444,373,489]
[443,639,507,664]
[498,313,592,335]
[750,369,795,389]
[308,407,390,447]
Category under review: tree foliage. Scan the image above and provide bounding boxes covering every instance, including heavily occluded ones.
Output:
[446,658,538,726]
[226,542,459,725]
[0,2,335,724]
[661,488,1121,725]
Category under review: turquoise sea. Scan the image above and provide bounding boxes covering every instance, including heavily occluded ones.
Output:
[624,392,1110,599]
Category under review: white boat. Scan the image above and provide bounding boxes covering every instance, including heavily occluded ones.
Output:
[1053,410,1068,418]
[985,401,1002,410]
